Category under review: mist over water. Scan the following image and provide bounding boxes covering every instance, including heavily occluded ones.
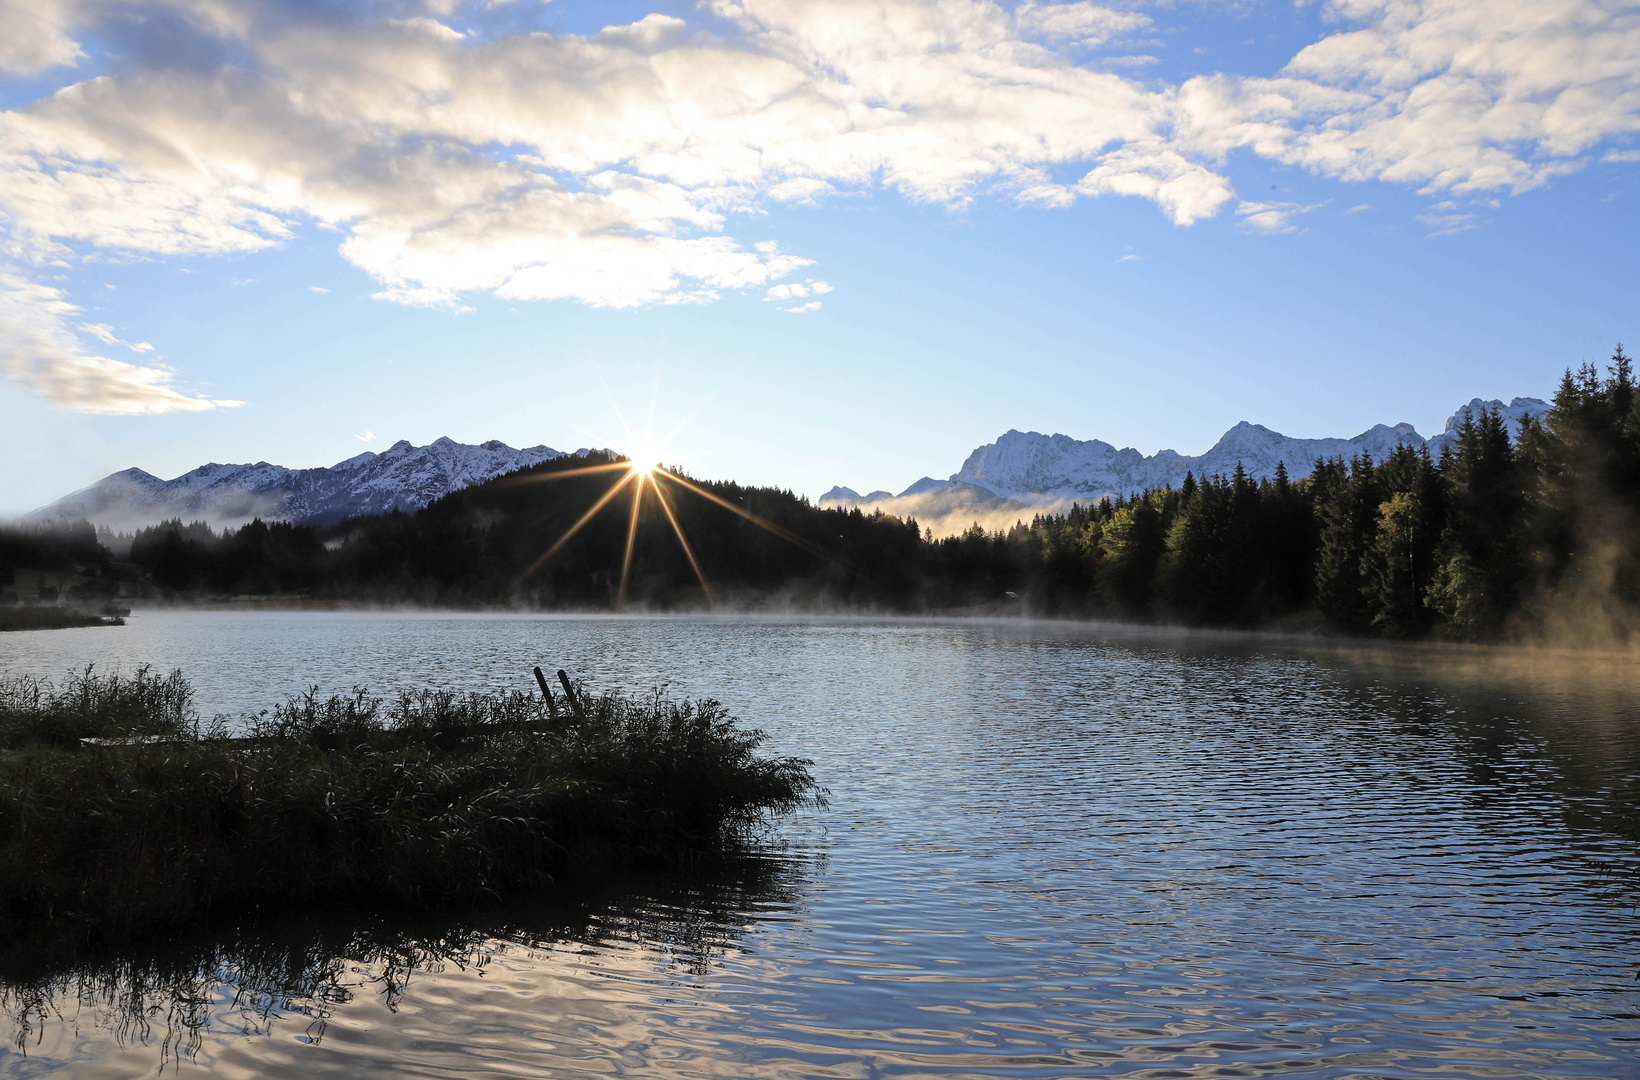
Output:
[3,612,1639,1077]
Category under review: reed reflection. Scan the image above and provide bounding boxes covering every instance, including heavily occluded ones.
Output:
[0,854,810,1070]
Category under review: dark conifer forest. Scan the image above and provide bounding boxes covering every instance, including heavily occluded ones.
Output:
[7,348,1640,645]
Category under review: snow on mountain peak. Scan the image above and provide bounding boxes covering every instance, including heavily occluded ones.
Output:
[823,396,1553,517]
[1429,398,1549,454]
[26,438,565,532]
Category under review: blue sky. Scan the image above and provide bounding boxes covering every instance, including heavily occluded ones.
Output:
[0,0,1636,516]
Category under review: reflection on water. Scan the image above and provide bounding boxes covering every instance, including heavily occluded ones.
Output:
[2,859,807,1076]
[2,612,1639,1077]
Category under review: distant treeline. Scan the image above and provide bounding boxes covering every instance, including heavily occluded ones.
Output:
[6,348,1638,644]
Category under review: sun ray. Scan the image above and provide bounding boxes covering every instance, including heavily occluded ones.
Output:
[652,475,716,608]
[603,377,638,450]
[643,374,659,453]
[646,394,714,465]
[506,398,853,606]
[616,472,646,609]
[514,471,636,585]
[495,461,630,487]
[660,471,838,564]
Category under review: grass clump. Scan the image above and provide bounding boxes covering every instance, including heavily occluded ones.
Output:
[0,666,194,749]
[0,669,821,952]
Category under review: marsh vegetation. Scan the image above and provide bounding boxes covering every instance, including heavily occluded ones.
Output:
[0,668,821,953]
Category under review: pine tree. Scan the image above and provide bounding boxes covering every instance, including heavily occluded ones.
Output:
[1365,445,1442,637]
[1095,496,1165,617]
[1312,454,1381,633]
[1512,346,1640,638]
[1262,460,1316,611]
[1157,477,1234,623]
[1427,407,1524,639]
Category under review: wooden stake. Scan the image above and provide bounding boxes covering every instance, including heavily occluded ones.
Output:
[557,669,586,721]
[533,666,560,719]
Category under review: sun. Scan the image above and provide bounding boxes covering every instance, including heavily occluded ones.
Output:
[504,390,837,611]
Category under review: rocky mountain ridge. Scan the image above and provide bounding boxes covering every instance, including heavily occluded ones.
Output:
[821,397,1550,530]
[27,437,569,532]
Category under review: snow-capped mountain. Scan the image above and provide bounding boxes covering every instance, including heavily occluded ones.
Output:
[27,437,566,532]
[822,397,1550,522]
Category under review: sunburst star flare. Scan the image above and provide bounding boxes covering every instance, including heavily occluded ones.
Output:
[513,453,843,610]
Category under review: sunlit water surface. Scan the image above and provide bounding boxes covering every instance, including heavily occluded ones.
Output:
[2,611,1639,1078]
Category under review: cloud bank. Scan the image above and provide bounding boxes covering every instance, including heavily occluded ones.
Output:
[0,0,1634,410]
[0,270,240,413]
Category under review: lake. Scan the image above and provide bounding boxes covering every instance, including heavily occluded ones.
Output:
[2,611,1639,1078]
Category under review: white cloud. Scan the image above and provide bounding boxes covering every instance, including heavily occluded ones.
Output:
[766,177,834,203]
[0,0,1630,411]
[593,12,688,52]
[1417,201,1482,235]
[1014,2,1150,49]
[764,278,833,301]
[1074,146,1236,225]
[78,322,154,351]
[308,285,329,293]
[355,430,376,442]
[0,0,253,75]
[0,0,83,75]
[1210,0,1640,194]
[1236,199,1326,233]
[0,270,240,413]
[783,300,822,313]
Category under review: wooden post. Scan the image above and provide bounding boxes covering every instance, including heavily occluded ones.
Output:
[557,669,586,721]
[534,666,560,720]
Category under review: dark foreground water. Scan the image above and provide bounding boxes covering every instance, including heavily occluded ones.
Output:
[2,611,1639,1078]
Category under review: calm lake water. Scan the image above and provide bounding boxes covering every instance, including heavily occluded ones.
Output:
[3,610,1639,1078]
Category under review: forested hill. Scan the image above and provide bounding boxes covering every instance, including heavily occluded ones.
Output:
[6,348,1639,645]
[9,457,934,612]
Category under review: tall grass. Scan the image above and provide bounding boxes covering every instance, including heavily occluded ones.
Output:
[0,669,821,951]
[0,666,194,748]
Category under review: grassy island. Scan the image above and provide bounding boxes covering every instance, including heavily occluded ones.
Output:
[0,668,821,952]
[0,608,124,632]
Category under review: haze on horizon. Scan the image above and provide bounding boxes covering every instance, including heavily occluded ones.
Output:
[0,0,1636,518]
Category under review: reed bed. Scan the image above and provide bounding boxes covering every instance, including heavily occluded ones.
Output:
[0,668,821,950]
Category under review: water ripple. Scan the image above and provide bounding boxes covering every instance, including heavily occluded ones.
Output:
[3,612,1639,1077]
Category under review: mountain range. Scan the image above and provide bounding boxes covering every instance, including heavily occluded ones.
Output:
[25,396,1551,537]
[26,438,569,532]
[819,397,1550,535]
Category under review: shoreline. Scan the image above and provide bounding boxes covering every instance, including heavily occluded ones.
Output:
[80,603,1640,676]
[0,608,124,632]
